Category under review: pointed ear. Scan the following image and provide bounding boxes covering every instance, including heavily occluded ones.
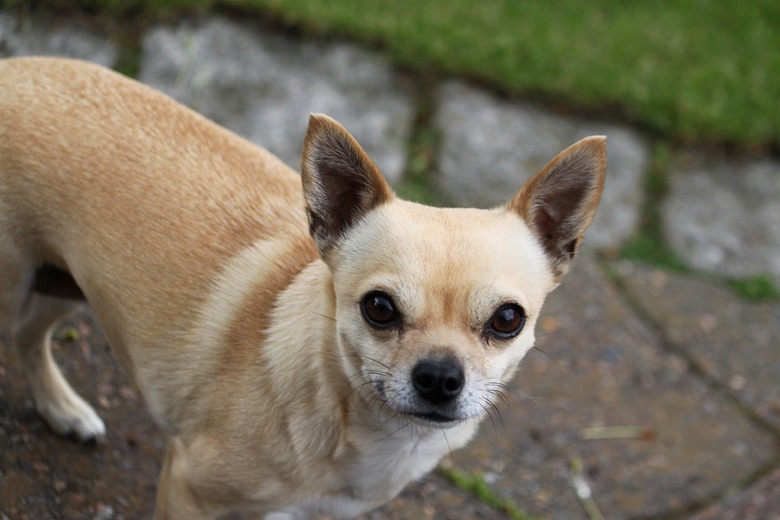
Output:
[301,114,394,255]
[509,136,606,279]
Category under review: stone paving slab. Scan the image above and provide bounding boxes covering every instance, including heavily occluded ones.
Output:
[663,151,780,286]
[139,16,414,183]
[449,256,777,519]
[613,262,780,430]
[0,10,117,66]
[434,80,648,249]
[689,468,780,520]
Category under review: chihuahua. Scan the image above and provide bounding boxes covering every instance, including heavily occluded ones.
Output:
[0,57,605,519]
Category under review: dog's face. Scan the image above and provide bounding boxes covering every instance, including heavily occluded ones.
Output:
[328,203,554,426]
[301,114,605,427]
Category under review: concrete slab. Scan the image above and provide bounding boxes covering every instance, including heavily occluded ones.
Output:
[0,11,117,66]
[663,152,780,285]
[434,81,648,249]
[689,468,780,520]
[613,261,780,430]
[139,16,414,183]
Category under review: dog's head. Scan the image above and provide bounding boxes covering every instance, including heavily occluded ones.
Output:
[301,114,605,427]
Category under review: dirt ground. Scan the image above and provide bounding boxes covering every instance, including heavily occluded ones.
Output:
[0,312,164,519]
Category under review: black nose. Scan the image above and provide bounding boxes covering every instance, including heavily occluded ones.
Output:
[411,358,465,404]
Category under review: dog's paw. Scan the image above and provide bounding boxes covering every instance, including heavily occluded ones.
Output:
[37,395,106,443]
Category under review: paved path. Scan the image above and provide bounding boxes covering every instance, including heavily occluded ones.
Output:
[1,8,779,520]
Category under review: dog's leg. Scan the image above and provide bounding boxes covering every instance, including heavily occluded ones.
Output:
[13,294,106,442]
[155,437,218,520]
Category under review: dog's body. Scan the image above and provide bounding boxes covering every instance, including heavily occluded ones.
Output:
[0,57,605,519]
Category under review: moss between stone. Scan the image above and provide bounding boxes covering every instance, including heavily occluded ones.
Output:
[728,275,780,302]
[438,466,540,520]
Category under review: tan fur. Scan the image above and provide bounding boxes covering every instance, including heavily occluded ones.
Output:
[0,56,606,519]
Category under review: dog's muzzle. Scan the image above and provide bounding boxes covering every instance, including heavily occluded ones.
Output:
[406,356,465,424]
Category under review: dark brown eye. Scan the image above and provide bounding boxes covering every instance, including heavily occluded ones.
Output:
[360,291,399,329]
[487,304,526,339]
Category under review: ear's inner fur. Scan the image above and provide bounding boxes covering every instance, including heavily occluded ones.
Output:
[511,137,606,278]
[310,142,387,243]
[301,114,393,254]
[533,154,598,256]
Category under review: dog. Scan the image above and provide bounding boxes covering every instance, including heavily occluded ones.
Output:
[0,56,605,519]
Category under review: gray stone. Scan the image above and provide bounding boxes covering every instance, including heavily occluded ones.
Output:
[434,81,648,249]
[663,152,780,284]
[689,468,780,520]
[0,11,117,66]
[613,261,780,429]
[139,16,413,183]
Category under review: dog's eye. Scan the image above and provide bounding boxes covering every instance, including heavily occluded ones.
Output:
[360,291,399,329]
[486,303,526,339]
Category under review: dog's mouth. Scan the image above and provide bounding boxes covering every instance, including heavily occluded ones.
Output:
[407,410,460,424]
[372,376,466,426]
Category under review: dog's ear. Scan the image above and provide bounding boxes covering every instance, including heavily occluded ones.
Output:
[508,136,606,280]
[301,114,394,255]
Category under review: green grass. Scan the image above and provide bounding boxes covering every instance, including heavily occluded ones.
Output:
[394,133,440,205]
[6,0,779,149]
[394,91,441,205]
[618,142,689,272]
[728,275,780,302]
[619,235,688,273]
[247,0,780,148]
